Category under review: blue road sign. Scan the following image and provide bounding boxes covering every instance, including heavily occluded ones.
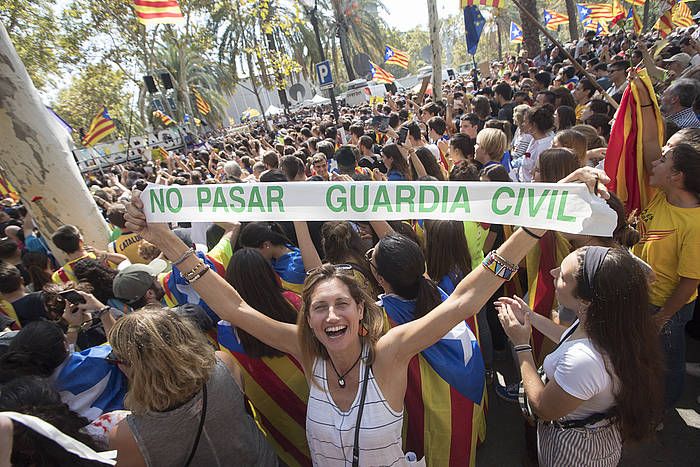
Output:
[316,60,334,89]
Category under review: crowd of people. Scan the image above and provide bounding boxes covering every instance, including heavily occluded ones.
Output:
[1,21,700,467]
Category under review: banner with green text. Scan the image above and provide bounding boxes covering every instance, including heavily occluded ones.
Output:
[141,181,616,236]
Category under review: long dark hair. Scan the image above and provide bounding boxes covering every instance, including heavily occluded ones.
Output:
[671,142,700,200]
[374,234,442,319]
[238,221,291,248]
[382,143,412,180]
[225,248,298,358]
[424,220,471,283]
[0,321,68,383]
[0,376,103,466]
[413,147,445,180]
[573,247,663,441]
[22,251,51,292]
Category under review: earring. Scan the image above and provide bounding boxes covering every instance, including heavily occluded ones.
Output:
[358,322,368,337]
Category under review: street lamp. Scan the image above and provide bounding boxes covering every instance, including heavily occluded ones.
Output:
[301,0,339,122]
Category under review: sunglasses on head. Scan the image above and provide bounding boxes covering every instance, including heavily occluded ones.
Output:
[305,263,355,276]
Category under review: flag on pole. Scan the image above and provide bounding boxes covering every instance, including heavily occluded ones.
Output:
[577,4,592,21]
[81,106,116,147]
[597,20,610,35]
[605,69,662,212]
[655,0,676,38]
[384,45,409,69]
[192,88,211,115]
[673,1,694,28]
[369,61,395,84]
[460,0,505,8]
[580,3,613,22]
[627,0,645,6]
[464,6,486,56]
[510,21,523,43]
[583,18,598,31]
[611,0,626,26]
[544,10,569,30]
[158,146,169,161]
[153,110,176,126]
[628,7,643,34]
[133,0,185,25]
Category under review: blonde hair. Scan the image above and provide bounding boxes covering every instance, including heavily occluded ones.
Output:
[476,128,508,161]
[298,265,385,379]
[571,124,606,149]
[108,306,216,414]
[553,129,587,165]
[513,104,530,127]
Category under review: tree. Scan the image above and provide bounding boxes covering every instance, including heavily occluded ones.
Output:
[0,0,80,89]
[52,63,129,141]
[564,0,579,40]
[427,0,442,101]
[0,22,111,258]
[519,0,541,57]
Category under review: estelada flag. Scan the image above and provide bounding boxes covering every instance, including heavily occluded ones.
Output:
[133,0,185,26]
[604,69,662,213]
[381,291,486,466]
[526,232,571,362]
[510,21,523,43]
[384,45,409,69]
[369,60,395,84]
[218,321,311,467]
[81,106,116,146]
[544,10,569,31]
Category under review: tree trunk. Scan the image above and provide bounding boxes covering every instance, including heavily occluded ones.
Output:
[336,21,356,81]
[643,1,650,33]
[0,23,110,261]
[496,14,503,61]
[519,0,541,58]
[565,0,579,41]
[427,0,443,101]
[246,52,269,130]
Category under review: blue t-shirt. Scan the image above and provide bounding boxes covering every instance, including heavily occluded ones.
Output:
[387,169,406,181]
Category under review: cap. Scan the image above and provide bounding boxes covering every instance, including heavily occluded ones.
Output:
[113,258,168,304]
[663,53,691,68]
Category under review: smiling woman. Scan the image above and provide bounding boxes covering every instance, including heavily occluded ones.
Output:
[123,167,606,466]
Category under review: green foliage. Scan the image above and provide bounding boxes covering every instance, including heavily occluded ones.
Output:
[52,63,129,141]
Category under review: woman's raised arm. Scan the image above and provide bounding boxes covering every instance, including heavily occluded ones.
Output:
[124,192,301,360]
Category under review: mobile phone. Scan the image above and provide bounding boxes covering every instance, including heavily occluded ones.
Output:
[398,126,409,145]
[59,289,86,304]
[370,116,390,132]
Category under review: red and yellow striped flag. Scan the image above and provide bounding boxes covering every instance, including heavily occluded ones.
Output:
[133,0,185,26]
[0,175,19,202]
[384,45,409,69]
[581,3,613,21]
[627,0,646,6]
[369,60,395,84]
[81,106,116,146]
[611,0,626,25]
[628,7,643,34]
[217,322,311,467]
[153,110,175,126]
[158,146,169,160]
[526,232,571,362]
[604,69,662,213]
[673,1,694,28]
[192,88,211,115]
[544,10,569,31]
[655,0,676,38]
[460,0,505,8]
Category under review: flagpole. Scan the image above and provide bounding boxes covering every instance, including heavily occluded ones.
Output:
[510,0,619,109]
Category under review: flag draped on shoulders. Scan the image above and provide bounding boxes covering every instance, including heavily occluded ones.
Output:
[604,69,662,213]
[381,291,485,467]
[82,106,116,147]
[218,321,311,467]
[384,45,409,69]
[53,345,127,422]
[133,0,185,25]
[526,232,571,362]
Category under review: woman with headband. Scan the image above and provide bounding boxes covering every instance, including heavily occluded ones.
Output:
[496,246,663,467]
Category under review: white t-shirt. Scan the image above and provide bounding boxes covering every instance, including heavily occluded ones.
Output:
[543,322,617,422]
[517,133,553,182]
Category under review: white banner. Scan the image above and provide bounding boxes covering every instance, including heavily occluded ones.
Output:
[141,181,616,236]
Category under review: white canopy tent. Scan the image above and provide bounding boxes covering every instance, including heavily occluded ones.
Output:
[265,104,284,116]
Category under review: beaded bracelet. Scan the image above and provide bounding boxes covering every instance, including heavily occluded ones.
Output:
[514,344,533,353]
[482,250,519,281]
[172,247,195,266]
[187,265,211,283]
[183,261,209,283]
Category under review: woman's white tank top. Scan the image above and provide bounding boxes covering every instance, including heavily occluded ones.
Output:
[305,347,424,466]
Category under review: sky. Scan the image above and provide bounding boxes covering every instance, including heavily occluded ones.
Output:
[381,0,455,31]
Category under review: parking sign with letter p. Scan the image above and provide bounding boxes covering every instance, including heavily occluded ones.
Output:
[316,60,334,89]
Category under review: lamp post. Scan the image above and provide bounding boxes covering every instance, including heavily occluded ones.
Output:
[302,0,339,122]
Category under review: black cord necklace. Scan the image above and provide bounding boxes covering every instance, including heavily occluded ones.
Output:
[328,352,362,388]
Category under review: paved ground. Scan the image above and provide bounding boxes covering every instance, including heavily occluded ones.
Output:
[476,332,700,466]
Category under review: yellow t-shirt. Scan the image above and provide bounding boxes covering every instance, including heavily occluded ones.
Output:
[633,192,700,307]
[108,232,147,264]
[575,104,585,122]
